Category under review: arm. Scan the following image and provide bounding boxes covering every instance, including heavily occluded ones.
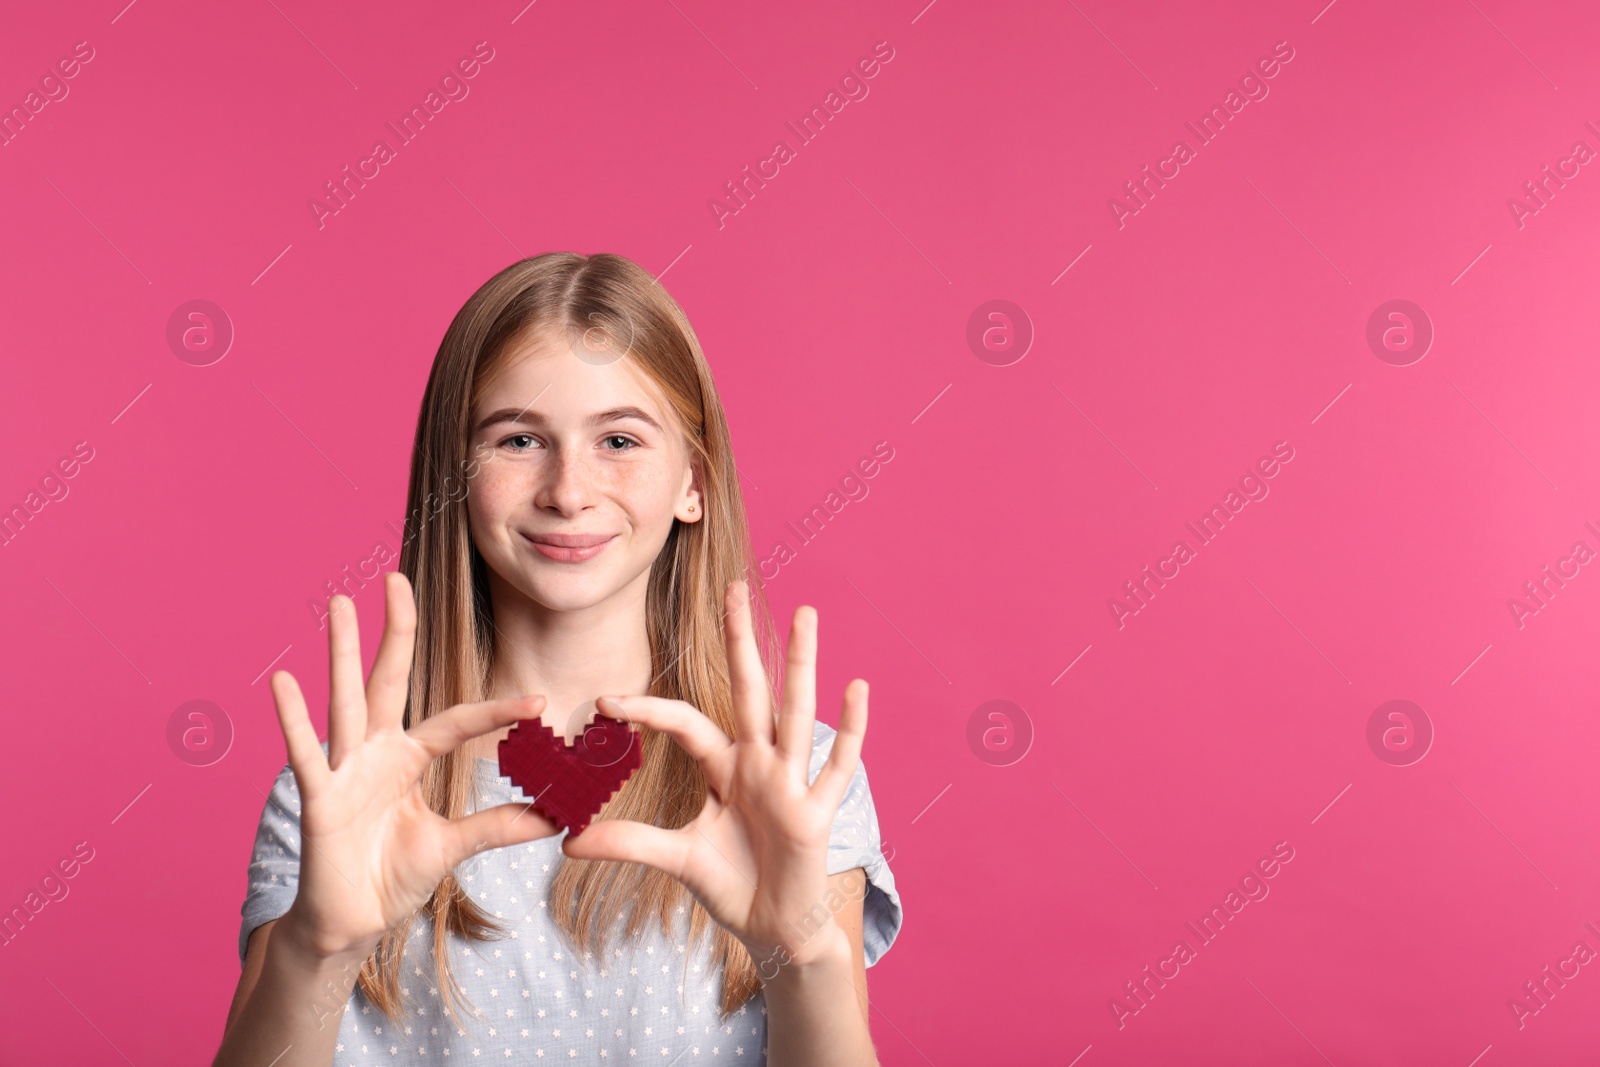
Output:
[561,581,887,1067]
[212,574,560,1067]
[214,916,374,1067]
[762,867,878,1067]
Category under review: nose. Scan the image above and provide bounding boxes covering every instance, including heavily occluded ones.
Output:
[533,441,595,516]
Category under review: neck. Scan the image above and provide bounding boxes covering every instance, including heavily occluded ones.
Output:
[465,566,656,761]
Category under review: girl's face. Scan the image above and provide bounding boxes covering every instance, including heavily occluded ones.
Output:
[465,330,701,613]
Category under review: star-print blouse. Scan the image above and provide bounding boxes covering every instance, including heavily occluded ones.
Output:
[237,719,903,1065]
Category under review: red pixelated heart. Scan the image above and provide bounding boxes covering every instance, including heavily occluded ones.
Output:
[497,711,643,835]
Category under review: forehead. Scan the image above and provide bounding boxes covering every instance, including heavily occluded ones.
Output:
[473,330,678,428]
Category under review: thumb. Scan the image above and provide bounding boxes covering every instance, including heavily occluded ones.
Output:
[562,819,691,880]
[447,801,561,868]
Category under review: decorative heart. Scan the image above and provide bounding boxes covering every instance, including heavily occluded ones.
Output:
[497,711,643,835]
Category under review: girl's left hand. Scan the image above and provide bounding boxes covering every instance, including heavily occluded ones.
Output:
[561,578,867,972]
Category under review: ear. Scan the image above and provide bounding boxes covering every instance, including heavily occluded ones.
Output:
[676,453,704,523]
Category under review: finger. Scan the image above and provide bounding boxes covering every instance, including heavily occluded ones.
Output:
[597,695,733,790]
[270,669,330,795]
[724,580,773,745]
[445,800,562,868]
[326,594,366,770]
[365,573,417,737]
[810,679,868,810]
[560,817,693,879]
[407,695,546,761]
[775,605,818,761]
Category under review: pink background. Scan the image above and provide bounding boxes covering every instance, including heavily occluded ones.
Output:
[3,0,1599,1062]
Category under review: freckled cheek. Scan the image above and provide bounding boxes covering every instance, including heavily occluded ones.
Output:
[602,463,675,510]
[466,462,528,530]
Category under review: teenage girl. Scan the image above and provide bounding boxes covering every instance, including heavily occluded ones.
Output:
[211,253,903,1067]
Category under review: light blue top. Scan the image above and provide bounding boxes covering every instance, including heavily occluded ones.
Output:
[239,720,903,1065]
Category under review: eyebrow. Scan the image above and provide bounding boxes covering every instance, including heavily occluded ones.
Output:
[473,405,665,435]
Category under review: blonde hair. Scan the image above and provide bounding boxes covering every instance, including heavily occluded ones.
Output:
[356,252,783,1028]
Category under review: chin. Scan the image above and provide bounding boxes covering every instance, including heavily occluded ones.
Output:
[514,562,639,613]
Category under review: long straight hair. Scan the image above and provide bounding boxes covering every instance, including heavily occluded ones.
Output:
[354,252,783,1029]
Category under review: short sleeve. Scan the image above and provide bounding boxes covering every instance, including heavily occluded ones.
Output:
[808,720,903,967]
[238,758,306,964]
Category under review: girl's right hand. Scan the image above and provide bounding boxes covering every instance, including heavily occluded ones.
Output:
[267,571,559,962]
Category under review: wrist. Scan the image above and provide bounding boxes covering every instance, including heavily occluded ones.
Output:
[276,902,379,970]
[751,921,852,988]
[250,909,373,1041]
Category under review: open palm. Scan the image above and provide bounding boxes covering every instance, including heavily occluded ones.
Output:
[562,579,868,970]
[269,572,560,960]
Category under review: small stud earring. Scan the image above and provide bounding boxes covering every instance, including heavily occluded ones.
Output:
[687,504,697,513]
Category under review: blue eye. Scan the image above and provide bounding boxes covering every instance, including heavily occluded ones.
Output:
[604,435,637,451]
[503,434,537,450]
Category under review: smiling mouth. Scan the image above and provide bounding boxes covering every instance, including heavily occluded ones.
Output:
[523,532,617,562]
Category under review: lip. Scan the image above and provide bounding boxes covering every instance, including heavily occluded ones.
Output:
[523,531,617,562]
